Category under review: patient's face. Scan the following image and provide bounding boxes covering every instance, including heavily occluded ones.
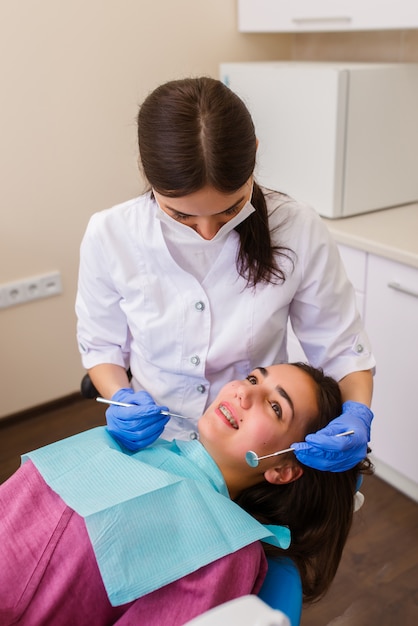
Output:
[198,364,318,484]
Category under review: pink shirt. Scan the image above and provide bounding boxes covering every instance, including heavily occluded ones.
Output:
[0,461,267,625]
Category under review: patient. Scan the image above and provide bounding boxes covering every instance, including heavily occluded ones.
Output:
[0,363,372,625]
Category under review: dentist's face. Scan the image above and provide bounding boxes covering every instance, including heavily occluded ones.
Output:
[153,178,253,240]
[198,364,319,492]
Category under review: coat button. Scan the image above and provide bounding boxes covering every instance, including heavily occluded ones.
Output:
[195,301,205,311]
[189,431,199,440]
[190,355,200,366]
[355,344,364,353]
[197,384,206,393]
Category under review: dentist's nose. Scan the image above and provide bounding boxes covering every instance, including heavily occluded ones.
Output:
[193,217,221,240]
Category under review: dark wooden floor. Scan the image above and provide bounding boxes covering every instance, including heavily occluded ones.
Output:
[1,396,417,625]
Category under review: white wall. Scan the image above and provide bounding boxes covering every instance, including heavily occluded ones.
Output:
[0,1,290,417]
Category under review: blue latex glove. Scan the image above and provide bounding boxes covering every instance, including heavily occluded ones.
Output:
[291,401,374,472]
[106,388,170,452]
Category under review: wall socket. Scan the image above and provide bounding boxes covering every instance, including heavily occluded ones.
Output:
[0,271,63,309]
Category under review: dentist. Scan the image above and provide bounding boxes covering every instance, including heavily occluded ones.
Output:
[76,77,375,472]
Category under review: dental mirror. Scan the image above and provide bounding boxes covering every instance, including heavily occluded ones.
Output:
[246,430,355,468]
[245,447,294,468]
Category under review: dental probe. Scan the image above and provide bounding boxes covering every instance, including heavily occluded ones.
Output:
[245,430,355,468]
[95,397,194,420]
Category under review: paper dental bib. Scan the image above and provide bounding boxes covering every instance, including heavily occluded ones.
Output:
[23,427,290,606]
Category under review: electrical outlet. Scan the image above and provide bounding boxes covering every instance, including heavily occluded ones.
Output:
[39,272,62,297]
[4,281,26,307]
[24,278,43,301]
[0,287,7,309]
[0,272,63,309]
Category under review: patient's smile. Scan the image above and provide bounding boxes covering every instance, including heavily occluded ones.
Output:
[217,404,239,429]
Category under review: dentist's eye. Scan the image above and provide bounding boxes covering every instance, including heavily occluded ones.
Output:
[172,212,191,221]
[223,205,241,217]
[246,374,257,385]
[270,402,282,419]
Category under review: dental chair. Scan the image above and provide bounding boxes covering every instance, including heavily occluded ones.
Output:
[182,558,302,625]
[260,557,302,626]
[81,372,105,399]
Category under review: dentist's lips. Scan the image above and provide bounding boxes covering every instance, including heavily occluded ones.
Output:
[216,403,239,429]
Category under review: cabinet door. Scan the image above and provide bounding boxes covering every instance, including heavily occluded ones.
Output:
[365,254,418,486]
[238,0,418,32]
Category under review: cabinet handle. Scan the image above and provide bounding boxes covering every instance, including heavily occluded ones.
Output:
[292,16,352,25]
[388,281,418,299]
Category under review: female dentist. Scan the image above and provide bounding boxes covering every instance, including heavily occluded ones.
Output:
[76,77,375,472]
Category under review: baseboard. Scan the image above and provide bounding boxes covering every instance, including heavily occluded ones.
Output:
[371,454,418,503]
[0,393,85,425]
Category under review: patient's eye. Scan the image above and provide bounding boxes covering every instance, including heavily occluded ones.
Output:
[270,402,282,419]
[246,372,283,419]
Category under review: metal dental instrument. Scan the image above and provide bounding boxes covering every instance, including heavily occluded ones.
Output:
[96,397,194,420]
[245,430,355,468]
[245,447,294,468]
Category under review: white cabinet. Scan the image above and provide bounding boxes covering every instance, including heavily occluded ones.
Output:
[288,241,418,500]
[220,62,418,218]
[364,254,418,499]
[238,0,418,32]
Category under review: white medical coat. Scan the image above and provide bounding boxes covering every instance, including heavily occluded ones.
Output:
[76,189,375,439]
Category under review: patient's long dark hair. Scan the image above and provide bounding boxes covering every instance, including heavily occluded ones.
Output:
[234,363,374,603]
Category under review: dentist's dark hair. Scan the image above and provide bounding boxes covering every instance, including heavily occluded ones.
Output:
[137,77,293,287]
[234,362,374,603]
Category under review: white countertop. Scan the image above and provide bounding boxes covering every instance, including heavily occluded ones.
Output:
[322,202,418,269]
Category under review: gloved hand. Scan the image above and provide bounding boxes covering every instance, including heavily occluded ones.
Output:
[106,388,170,452]
[291,401,374,472]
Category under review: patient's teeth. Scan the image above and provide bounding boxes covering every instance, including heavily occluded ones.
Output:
[219,405,238,429]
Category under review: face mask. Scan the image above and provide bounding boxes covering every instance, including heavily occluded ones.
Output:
[153,188,256,243]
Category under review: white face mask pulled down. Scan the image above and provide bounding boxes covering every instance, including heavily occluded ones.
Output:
[153,191,256,282]
[153,192,255,242]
